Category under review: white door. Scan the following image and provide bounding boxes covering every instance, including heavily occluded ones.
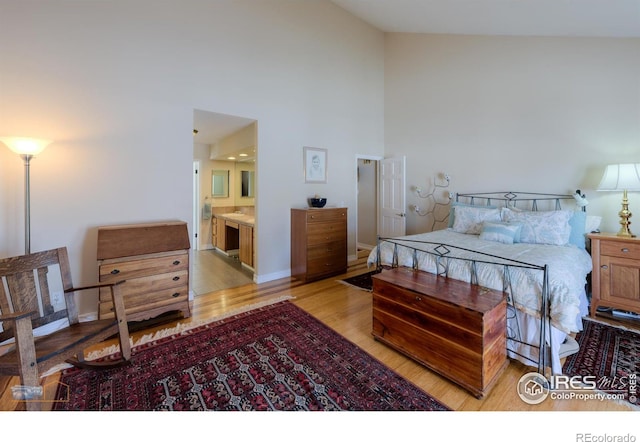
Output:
[378,156,406,238]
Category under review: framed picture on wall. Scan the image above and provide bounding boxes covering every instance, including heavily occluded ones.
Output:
[304,146,327,183]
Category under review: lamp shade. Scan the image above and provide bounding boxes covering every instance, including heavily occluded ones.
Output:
[0,137,52,156]
[597,164,640,191]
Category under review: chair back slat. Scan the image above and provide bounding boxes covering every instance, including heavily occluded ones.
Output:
[0,274,14,339]
[0,248,70,343]
[37,267,55,316]
[5,271,40,316]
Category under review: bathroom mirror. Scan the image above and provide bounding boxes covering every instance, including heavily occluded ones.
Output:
[212,170,229,197]
[241,170,255,198]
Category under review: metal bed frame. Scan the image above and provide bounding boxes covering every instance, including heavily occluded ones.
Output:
[374,190,587,377]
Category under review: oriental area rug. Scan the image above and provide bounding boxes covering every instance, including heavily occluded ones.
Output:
[53,301,450,411]
[562,318,640,408]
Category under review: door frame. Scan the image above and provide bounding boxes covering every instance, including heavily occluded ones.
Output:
[193,160,200,251]
[355,154,383,255]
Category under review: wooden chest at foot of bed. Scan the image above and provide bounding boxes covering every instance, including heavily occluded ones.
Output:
[372,267,508,399]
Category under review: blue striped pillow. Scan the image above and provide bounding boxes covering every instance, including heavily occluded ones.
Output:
[479,221,522,244]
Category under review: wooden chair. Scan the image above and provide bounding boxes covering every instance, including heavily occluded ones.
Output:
[0,247,131,410]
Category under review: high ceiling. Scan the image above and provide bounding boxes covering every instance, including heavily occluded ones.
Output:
[193,109,255,146]
[331,0,640,37]
[195,1,638,152]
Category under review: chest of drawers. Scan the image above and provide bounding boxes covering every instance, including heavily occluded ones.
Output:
[97,221,191,321]
[372,267,508,398]
[588,233,640,317]
[291,207,347,283]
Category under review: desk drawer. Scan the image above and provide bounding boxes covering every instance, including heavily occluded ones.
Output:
[99,252,188,282]
[100,289,189,319]
[99,270,188,301]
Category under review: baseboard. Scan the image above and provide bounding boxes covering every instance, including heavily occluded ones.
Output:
[254,269,291,284]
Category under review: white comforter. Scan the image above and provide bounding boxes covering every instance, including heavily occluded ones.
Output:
[367,228,592,334]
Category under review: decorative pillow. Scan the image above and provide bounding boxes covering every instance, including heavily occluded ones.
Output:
[479,221,522,244]
[500,208,573,246]
[451,206,501,234]
[448,202,496,228]
[568,210,587,249]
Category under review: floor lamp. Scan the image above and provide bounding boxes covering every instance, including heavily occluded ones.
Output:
[1,137,53,254]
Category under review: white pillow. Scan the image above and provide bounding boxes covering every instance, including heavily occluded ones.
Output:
[585,215,602,233]
[501,208,573,246]
[452,206,501,234]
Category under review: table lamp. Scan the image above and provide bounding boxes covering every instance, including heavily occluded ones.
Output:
[597,163,640,237]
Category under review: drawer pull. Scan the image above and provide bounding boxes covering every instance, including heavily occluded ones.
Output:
[621,248,629,253]
[110,269,120,275]
[415,296,422,301]
[172,276,180,281]
[601,265,608,270]
[173,260,181,265]
[172,292,180,298]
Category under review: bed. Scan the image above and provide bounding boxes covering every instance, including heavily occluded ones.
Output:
[367,191,598,376]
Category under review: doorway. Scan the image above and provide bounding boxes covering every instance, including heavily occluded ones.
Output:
[192,109,257,295]
[356,155,382,257]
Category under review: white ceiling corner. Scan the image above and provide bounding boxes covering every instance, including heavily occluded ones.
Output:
[330,0,640,37]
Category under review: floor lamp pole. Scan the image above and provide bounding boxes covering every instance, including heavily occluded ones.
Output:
[22,154,33,254]
[1,137,52,255]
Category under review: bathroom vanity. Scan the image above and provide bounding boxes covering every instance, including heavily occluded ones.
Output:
[213,213,255,269]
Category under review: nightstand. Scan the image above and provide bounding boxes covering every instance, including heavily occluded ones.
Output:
[588,233,640,318]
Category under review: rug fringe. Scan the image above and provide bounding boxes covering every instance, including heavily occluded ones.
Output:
[40,295,295,378]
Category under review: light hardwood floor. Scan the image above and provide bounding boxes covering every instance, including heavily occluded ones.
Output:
[1,251,638,412]
[191,248,255,295]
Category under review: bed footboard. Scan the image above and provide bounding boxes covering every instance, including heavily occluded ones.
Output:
[373,235,555,377]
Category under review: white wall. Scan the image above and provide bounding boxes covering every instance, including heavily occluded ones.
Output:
[384,34,640,235]
[0,0,385,315]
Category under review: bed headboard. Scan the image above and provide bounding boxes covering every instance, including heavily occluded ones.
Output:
[455,190,588,212]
